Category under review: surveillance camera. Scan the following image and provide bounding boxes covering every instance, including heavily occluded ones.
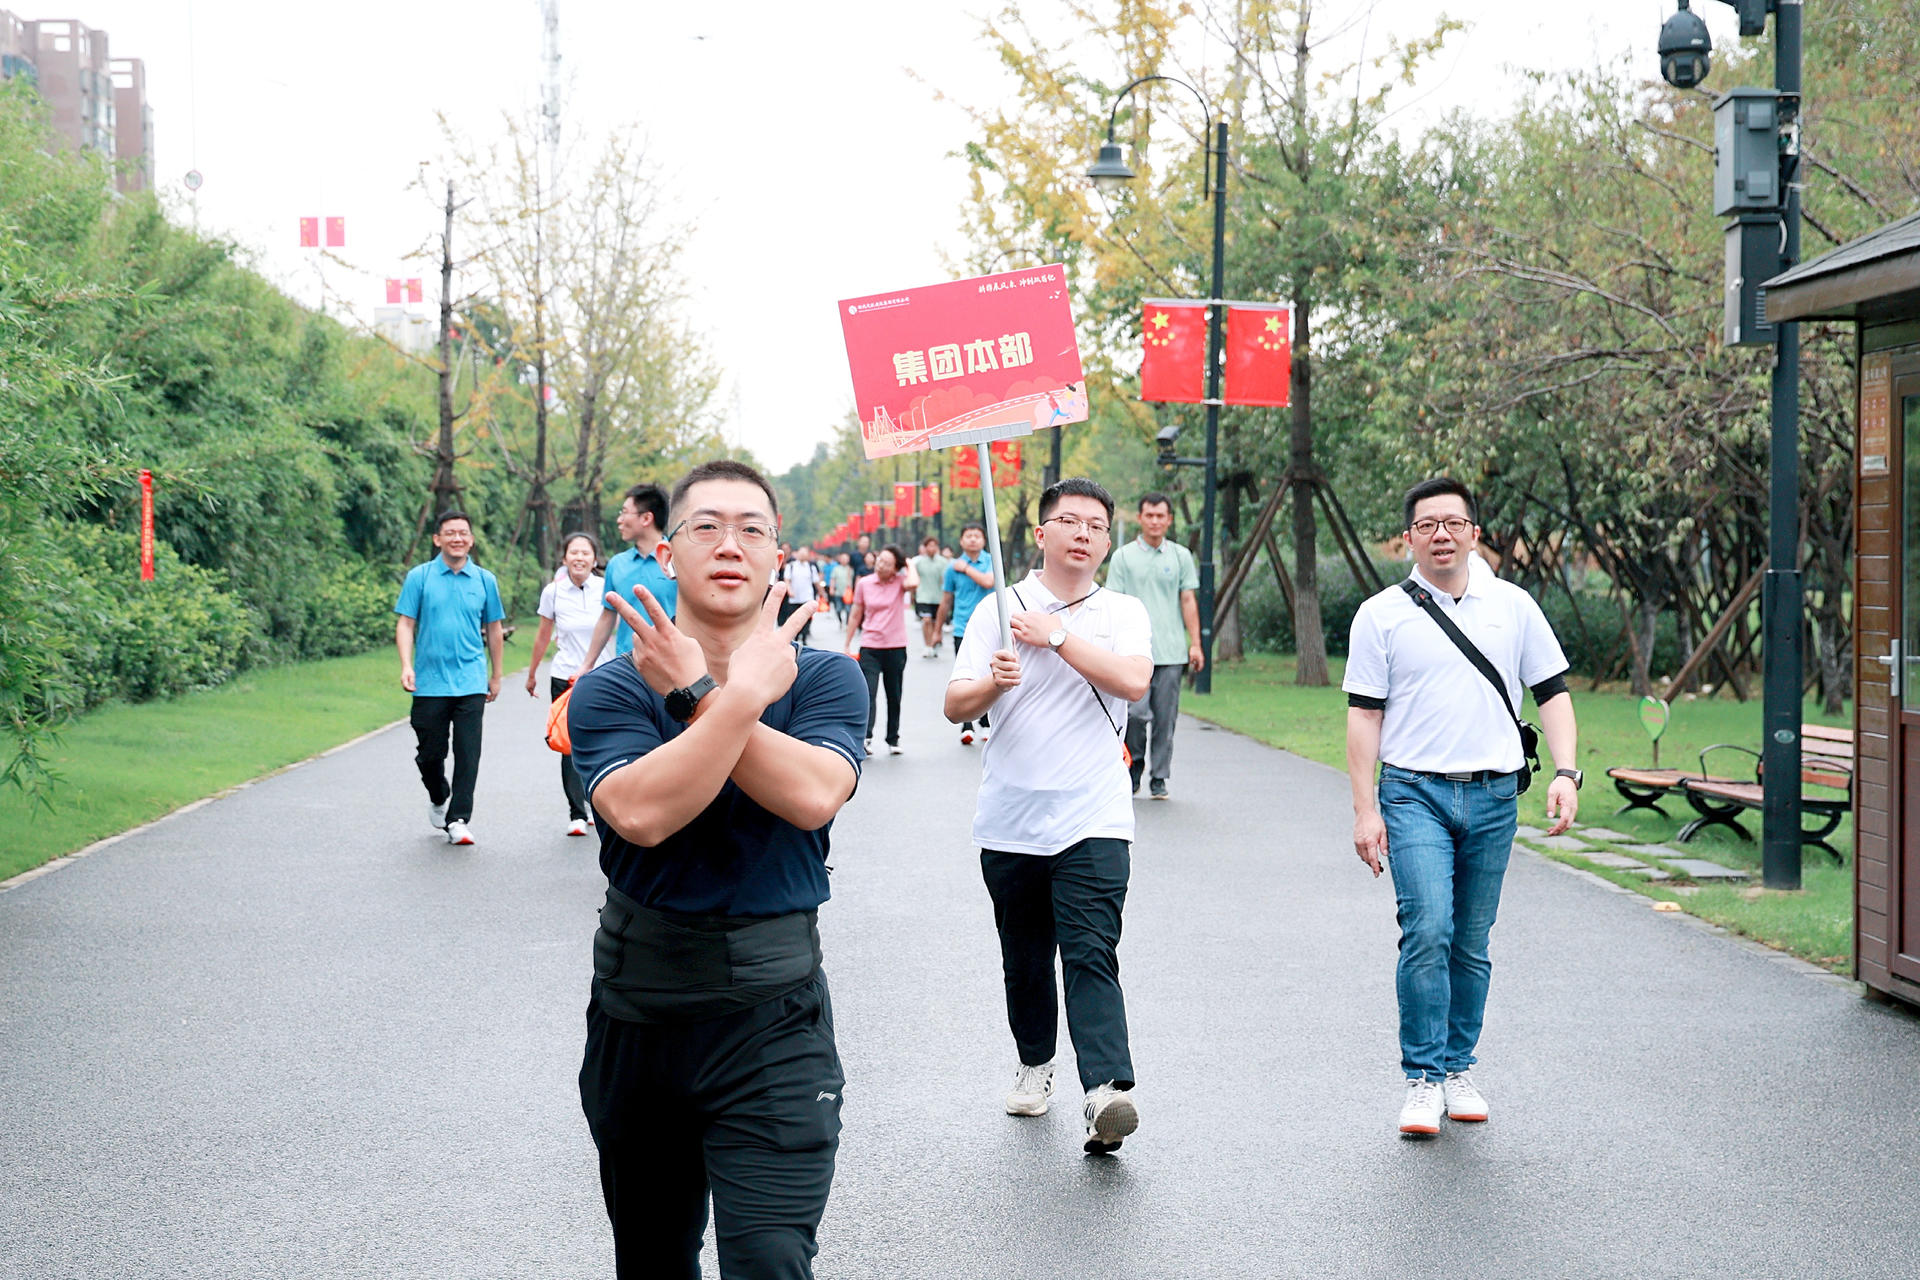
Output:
[1155,424,1181,447]
[1658,3,1712,89]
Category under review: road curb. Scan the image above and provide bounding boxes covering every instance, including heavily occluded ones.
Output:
[0,717,410,896]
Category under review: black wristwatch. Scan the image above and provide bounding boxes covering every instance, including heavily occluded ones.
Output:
[665,674,717,722]
[1555,768,1583,790]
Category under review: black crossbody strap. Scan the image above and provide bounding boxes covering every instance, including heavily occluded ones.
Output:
[1400,579,1521,730]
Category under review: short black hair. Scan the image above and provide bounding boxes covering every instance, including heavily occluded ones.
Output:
[1403,477,1477,530]
[622,482,669,530]
[878,543,907,571]
[960,521,987,538]
[668,461,779,525]
[434,509,471,533]
[1137,491,1172,513]
[1038,476,1115,525]
[921,535,939,548]
[559,530,601,563]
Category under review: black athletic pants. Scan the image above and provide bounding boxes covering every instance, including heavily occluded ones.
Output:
[551,676,588,821]
[579,974,845,1280]
[980,838,1134,1092]
[409,693,485,824]
[857,647,906,746]
[777,598,814,644]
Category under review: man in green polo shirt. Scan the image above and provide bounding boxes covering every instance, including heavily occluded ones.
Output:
[1103,492,1203,799]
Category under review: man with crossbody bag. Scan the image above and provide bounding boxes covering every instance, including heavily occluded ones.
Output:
[946,477,1154,1155]
[1344,478,1581,1137]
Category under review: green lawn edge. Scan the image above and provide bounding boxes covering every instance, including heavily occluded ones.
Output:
[1,648,411,883]
[1188,652,1855,974]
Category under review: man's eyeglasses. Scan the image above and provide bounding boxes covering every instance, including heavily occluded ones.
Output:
[1042,515,1111,537]
[668,519,777,549]
[1408,517,1473,538]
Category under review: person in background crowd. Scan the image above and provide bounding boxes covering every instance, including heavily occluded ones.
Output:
[829,553,855,626]
[1344,476,1581,1137]
[910,535,950,659]
[525,531,612,837]
[568,459,867,1279]
[944,477,1153,1156]
[936,521,996,745]
[779,544,826,645]
[394,510,505,847]
[581,483,677,670]
[853,534,874,580]
[1104,492,1204,800]
[845,544,916,755]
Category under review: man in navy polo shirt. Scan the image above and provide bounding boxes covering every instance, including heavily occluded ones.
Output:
[581,482,678,669]
[395,510,505,846]
[568,459,867,1280]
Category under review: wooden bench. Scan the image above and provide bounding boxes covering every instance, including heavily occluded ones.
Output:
[1672,725,1855,863]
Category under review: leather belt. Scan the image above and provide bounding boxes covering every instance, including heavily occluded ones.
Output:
[1385,765,1515,784]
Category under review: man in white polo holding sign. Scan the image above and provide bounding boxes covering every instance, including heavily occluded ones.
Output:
[945,476,1154,1156]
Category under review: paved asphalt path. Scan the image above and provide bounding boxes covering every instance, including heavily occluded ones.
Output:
[5,615,1919,1279]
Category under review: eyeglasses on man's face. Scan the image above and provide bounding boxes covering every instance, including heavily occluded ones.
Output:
[1409,516,1472,538]
[669,519,778,549]
[1043,514,1111,538]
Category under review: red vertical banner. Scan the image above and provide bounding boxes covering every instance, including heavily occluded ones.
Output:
[385,278,403,304]
[847,512,863,538]
[324,216,346,247]
[1139,299,1208,403]
[920,484,940,518]
[406,278,424,303]
[139,469,155,582]
[1222,303,1292,407]
[988,440,1021,487]
[893,482,915,521]
[950,451,979,490]
[299,216,319,247]
[864,502,885,534]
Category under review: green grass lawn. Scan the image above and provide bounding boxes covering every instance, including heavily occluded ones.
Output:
[1192,652,1855,972]
[1,649,411,883]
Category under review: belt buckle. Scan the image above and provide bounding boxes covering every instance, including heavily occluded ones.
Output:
[1443,770,1473,782]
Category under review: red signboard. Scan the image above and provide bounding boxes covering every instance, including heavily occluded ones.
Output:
[838,266,1088,461]
[139,469,155,581]
[950,441,1021,491]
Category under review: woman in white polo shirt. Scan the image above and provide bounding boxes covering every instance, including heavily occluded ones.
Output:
[524,531,612,836]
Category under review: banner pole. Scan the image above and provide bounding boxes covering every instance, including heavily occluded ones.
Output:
[976,441,1013,651]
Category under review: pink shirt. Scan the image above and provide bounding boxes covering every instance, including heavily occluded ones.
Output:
[853,573,911,649]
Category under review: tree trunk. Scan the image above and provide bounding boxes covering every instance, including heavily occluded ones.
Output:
[1290,290,1327,685]
[429,181,462,525]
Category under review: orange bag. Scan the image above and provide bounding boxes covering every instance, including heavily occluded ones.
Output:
[546,678,576,754]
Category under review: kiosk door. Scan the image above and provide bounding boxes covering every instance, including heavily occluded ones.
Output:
[1897,378,1920,984]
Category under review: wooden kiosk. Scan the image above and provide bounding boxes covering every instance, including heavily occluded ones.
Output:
[1766,210,1920,1007]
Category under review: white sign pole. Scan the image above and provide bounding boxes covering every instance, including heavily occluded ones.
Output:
[975,441,1014,651]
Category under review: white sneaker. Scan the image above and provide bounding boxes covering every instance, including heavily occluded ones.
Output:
[445,820,476,846]
[1083,1082,1138,1153]
[960,728,976,746]
[428,800,448,830]
[977,725,992,744]
[1443,1070,1488,1122]
[567,818,589,837]
[887,742,903,756]
[1005,1061,1055,1116]
[1399,1078,1442,1135]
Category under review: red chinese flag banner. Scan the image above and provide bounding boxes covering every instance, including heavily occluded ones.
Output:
[989,440,1021,487]
[838,265,1087,461]
[139,469,155,582]
[386,279,403,304]
[864,502,886,533]
[299,216,319,248]
[920,484,940,518]
[406,278,424,304]
[950,450,979,490]
[893,482,915,521]
[847,512,862,537]
[1222,303,1292,407]
[325,216,346,248]
[1139,300,1208,404]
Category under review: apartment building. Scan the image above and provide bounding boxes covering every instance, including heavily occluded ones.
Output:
[0,11,153,193]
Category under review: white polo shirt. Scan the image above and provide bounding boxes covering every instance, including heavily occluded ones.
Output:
[952,572,1153,855]
[537,571,611,680]
[1343,560,1567,774]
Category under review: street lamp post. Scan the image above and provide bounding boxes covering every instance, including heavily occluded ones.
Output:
[1088,76,1227,694]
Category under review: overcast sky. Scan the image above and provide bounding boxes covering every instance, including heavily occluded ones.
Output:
[69,0,1747,471]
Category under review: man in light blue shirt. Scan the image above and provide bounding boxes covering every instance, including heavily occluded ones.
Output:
[395,510,505,845]
[582,482,678,667]
[936,521,996,744]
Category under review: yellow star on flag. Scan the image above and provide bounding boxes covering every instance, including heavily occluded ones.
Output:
[1264,315,1281,333]
[1151,312,1170,329]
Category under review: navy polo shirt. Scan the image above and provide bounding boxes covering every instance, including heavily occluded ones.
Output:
[567,647,868,917]
[602,545,678,656]
[394,555,505,696]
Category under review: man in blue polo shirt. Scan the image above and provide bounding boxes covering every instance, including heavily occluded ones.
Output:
[395,510,505,846]
[582,482,678,668]
[936,520,996,744]
[569,459,867,1280]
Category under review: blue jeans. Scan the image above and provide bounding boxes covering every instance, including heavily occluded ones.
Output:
[1378,766,1519,1081]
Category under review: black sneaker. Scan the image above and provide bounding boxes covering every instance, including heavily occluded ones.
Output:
[1149,778,1169,800]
